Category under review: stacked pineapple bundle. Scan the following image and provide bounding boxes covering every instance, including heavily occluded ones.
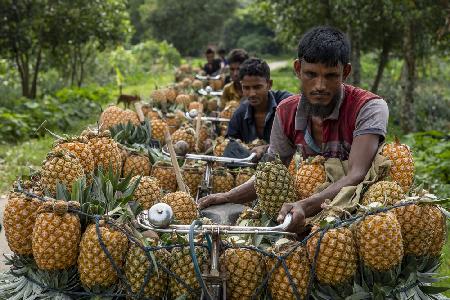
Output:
[1,63,448,299]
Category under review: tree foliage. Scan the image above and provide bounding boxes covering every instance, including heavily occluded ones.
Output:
[255,0,449,131]
[139,0,238,56]
[221,6,283,56]
[0,0,131,98]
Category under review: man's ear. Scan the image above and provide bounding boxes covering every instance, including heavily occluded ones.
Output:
[267,79,273,90]
[343,63,352,81]
[294,59,302,78]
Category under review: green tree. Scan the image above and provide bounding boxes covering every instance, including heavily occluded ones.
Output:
[221,7,283,56]
[255,0,448,132]
[0,0,130,98]
[139,0,238,56]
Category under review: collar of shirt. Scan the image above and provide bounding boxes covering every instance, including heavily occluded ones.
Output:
[294,85,345,131]
[244,90,278,123]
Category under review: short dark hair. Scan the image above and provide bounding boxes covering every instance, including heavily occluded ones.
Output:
[228,48,249,65]
[239,58,270,81]
[297,26,350,66]
[218,48,226,56]
[205,48,215,55]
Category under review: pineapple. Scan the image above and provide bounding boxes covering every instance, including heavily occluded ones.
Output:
[295,156,326,199]
[209,78,224,91]
[179,64,192,73]
[78,220,129,288]
[169,246,209,299]
[99,105,124,130]
[4,182,43,255]
[165,87,178,103]
[131,176,162,210]
[235,168,255,187]
[394,203,444,257]
[86,131,123,175]
[53,136,95,176]
[428,205,447,256]
[172,125,196,152]
[123,152,152,177]
[182,163,205,197]
[307,224,358,285]
[32,200,81,270]
[188,101,201,111]
[175,94,191,106]
[268,242,310,300]
[181,77,193,88]
[361,180,405,206]
[151,119,169,144]
[382,138,415,192]
[152,161,177,192]
[220,102,238,119]
[212,167,235,193]
[142,105,162,120]
[161,192,198,224]
[213,137,230,157]
[151,89,167,103]
[99,105,139,131]
[221,248,265,299]
[191,79,203,90]
[40,150,85,196]
[165,113,181,134]
[356,205,403,271]
[124,242,169,299]
[255,157,297,220]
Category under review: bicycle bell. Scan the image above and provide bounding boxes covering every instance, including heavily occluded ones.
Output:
[147,203,173,228]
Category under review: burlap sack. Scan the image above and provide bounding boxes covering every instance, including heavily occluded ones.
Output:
[308,145,391,224]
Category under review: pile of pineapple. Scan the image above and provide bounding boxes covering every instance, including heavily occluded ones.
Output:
[1,61,448,300]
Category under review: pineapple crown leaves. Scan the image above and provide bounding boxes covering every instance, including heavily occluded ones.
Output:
[1,255,83,297]
[110,119,153,147]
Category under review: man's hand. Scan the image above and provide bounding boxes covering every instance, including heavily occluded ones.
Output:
[198,193,229,209]
[251,144,269,161]
[277,201,307,233]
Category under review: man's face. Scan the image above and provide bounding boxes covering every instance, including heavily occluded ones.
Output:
[294,59,351,108]
[241,75,272,108]
[206,53,214,63]
[229,62,241,82]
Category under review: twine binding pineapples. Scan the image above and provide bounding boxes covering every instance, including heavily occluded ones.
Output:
[7,178,450,299]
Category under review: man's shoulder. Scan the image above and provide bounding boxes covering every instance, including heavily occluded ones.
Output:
[233,100,249,116]
[277,94,300,109]
[271,90,294,103]
[344,84,382,102]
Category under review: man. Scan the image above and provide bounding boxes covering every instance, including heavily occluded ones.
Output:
[226,58,292,152]
[221,49,249,108]
[203,48,222,76]
[199,26,389,234]
[218,48,228,69]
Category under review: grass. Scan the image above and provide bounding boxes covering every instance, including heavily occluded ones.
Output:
[0,117,97,194]
[439,234,450,297]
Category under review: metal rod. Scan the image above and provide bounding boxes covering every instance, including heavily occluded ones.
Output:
[136,214,295,237]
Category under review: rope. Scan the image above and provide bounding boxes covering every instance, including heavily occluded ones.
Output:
[9,181,444,299]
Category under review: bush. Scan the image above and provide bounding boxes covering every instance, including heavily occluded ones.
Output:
[85,40,181,86]
[402,131,450,200]
[0,86,114,144]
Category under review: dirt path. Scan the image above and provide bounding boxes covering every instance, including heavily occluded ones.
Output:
[0,195,11,271]
[268,60,289,71]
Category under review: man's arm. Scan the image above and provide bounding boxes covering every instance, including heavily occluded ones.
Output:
[198,177,257,209]
[277,134,380,232]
